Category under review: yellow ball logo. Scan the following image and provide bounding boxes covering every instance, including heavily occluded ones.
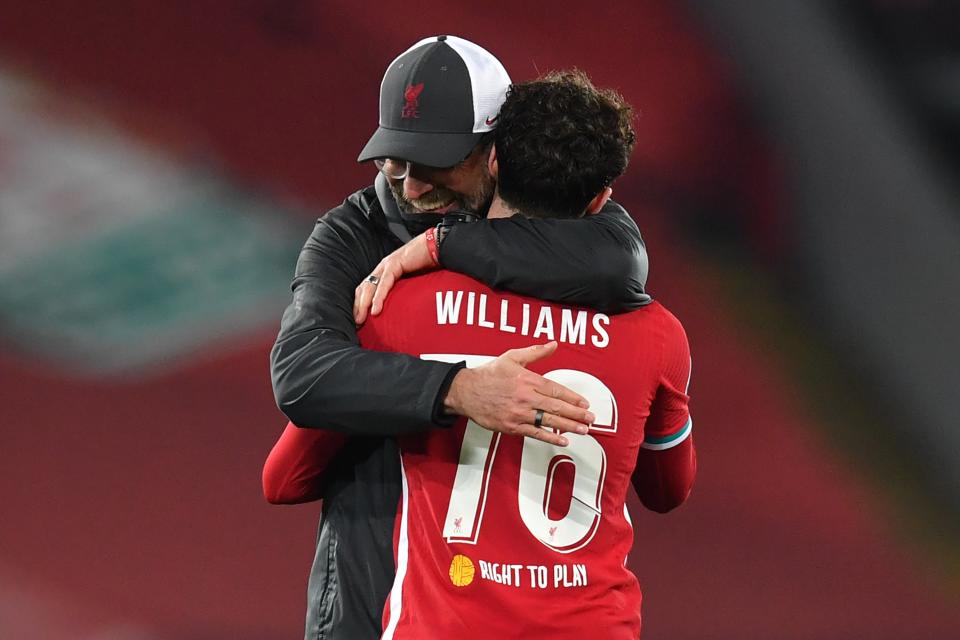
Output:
[448,554,475,587]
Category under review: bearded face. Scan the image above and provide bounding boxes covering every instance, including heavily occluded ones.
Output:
[387,145,496,217]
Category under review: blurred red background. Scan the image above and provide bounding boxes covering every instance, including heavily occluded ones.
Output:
[0,1,956,638]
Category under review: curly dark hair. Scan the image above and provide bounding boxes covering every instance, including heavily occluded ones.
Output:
[494,69,636,219]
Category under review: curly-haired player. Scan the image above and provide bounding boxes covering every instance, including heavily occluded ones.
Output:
[493,69,635,219]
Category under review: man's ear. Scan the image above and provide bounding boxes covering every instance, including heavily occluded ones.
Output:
[487,143,498,178]
[585,187,613,215]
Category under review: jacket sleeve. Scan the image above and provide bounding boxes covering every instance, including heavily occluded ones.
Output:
[262,422,348,504]
[270,196,462,435]
[439,200,650,313]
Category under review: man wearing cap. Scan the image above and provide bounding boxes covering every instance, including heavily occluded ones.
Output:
[269,36,650,640]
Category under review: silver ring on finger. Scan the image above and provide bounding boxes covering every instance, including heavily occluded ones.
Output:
[365,274,380,286]
[534,409,546,428]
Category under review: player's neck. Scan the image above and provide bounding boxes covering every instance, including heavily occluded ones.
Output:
[486,194,517,219]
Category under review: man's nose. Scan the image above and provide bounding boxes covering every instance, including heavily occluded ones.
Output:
[403,173,434,201]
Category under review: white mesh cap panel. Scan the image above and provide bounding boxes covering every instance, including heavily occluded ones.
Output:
[444,36,512,133]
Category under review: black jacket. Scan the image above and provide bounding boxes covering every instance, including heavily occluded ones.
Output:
[270,182,650,640]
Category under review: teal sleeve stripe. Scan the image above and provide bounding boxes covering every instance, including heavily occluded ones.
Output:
[642,416,692,450]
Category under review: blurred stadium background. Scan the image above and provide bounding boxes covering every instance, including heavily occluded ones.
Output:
[1,1,958,638]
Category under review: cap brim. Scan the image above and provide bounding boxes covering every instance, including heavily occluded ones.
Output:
[357,127,485,168]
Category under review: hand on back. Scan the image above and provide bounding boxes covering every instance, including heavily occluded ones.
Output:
[443,341,594,447]
[354,231,435,325]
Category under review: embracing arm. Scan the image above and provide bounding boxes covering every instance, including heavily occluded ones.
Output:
[355,200,651,323]
[270,193,463,435]
[632,313,696,513]
[271,194,589,442]
[262,422,349,504]
[633,434,697,513]
[441,200,650,312]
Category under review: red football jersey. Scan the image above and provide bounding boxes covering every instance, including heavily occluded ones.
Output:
[359,271,692,640]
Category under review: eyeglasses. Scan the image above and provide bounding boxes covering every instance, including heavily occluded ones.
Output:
[374,133,494,180]
[374,147,484,181]
[374,158,412,180]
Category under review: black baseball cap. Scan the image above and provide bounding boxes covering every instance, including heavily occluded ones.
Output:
[358,35,512,168]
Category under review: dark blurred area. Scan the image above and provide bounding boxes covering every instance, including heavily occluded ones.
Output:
[845,0,960,170]
[0,1,957,638]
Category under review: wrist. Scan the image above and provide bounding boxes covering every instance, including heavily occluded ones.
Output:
[437,212,478,260]
[425,226,441,266]
[434,361,467,426]
[442,366,472,416]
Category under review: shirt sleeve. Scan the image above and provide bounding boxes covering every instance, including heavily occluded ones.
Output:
[262,422,349,504]
[270,194,462,435]
[438,199,651,313]
[642,315,693,451]
[632,315,696,512]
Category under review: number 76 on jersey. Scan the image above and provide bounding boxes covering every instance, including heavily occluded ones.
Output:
[421,353,619,554]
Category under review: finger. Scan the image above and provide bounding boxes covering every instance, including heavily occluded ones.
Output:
[357,265,382,323]
[533,389,594,424]
[504,341,558,367]
[353,284,365,324]
[371,268,398,316]
[539,411,590,435]
[535,377,591,410]
[355,278,377,325]
[519,425,568,447]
